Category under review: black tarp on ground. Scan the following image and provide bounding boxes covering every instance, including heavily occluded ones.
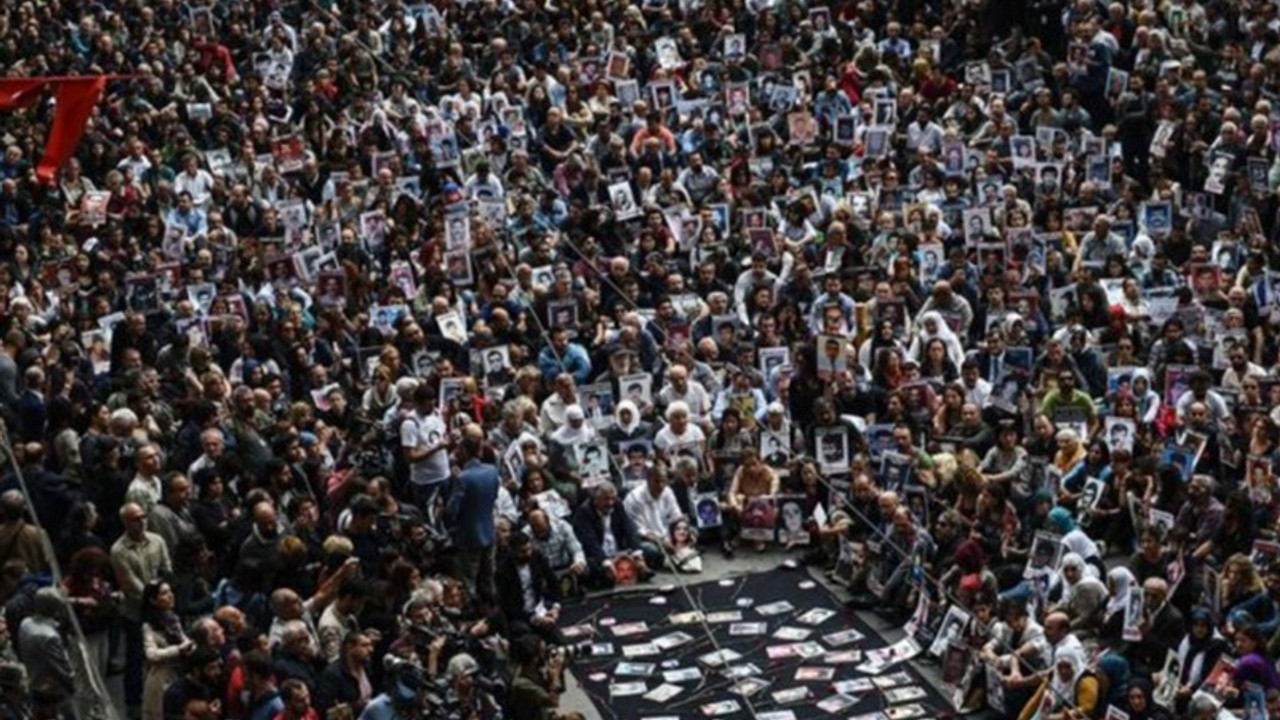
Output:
[560,568,950,720]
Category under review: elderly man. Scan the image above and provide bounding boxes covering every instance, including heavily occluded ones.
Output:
[571,484,651,589]
[622,464,684,570]
[528,508,587,594]
[111,502,171,712]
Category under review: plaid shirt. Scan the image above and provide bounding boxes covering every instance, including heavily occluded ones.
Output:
[532,516,585,572]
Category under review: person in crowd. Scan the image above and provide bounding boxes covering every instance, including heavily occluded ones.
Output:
[1,2,1280,719]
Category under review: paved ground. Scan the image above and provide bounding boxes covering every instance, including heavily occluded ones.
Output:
[559,548,957,720]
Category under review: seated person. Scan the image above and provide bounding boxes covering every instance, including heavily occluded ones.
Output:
[570,484,651,588]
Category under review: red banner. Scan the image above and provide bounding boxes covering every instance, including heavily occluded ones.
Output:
[0,76,112,184]
[35,77,107,184]
[0,79,46,111]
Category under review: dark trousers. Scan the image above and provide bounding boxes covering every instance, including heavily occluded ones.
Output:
[124,619,143,707]
[457,544,496,605]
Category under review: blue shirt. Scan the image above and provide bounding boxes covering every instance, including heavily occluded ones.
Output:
[537,342,591,384]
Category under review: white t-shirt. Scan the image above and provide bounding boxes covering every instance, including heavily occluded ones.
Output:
[653,424,706,455]
[400,410,450,486]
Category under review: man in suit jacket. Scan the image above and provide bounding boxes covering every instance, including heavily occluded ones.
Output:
[446,423,500,604]
[495,530,564,644]
[571,483,650,589]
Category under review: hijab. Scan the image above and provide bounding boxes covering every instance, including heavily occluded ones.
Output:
[1048,507,1076,534]
[1099,652,1132,706]
[1050,645,1088,710]
[914,310,965,366]
[614,399,641,435]
[1107,567,1137,618]
[550,405,596,446]
[1176,607,1225,687]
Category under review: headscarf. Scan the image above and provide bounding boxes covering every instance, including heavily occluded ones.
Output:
[1050,645,1088,710]
[1125,679,1157,720]
[1048,506,1076,534]
[550,405,596,446]
[913,310,965,366]
[1107,567,1137,618]
[614,399,641,435]
[1099,652,1132,705]
[1176,607,1225,687]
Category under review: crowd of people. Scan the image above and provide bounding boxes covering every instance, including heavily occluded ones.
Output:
[0,0,1279,719]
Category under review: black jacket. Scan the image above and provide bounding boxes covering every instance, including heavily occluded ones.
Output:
[495,551,561,625]
[494,548,560,622]
[570,502,641,567]
[313,660,364,715]
[273,648,320,691]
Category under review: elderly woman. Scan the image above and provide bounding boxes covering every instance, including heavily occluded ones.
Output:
[1018,646,1100,720]
[1047,553,1108,637]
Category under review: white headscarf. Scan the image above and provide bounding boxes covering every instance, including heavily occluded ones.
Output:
[1050,646,1088,711]
[551,405,596,446]
[1106,567,1136,618]
[614,399,641,435]
[912,310,965,366]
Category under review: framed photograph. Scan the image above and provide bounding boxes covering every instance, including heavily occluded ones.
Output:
[442,250,473,286]
[725,82,750,116]
[369,304,407,337]
[879,450,913,491]
[723,33,746,61]
[928,605,972,658]
[609,181,640,220]
[1036,163,1063,197]
[1024,530,1064,578]
[1087,154,1112,188]
[546,299,580,334]
[816,335,848,380]
[759,346,791,379]
[619,372,653,407]
[833,114,857,146]
[1009,135,1036,169]
[438,376,467,411]
[435,311,467,344]
[963,207,991,244]
[444,214,471,250]
[787,112,818,146]
[864,126,890,159]
[654,36,682,70]
[942,141,966,176]
[575,441,612,488]
[579,383,616,427]
[873,98,896,126]
[760,430,792,468]
[740,495,777,542]
[694,492,723,529]
[815,426,850,474]
[776,495,810,545]
[615,79,640,108]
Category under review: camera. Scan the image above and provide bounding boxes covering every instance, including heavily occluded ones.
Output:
[383,654,422,674]
[551,641,594,663]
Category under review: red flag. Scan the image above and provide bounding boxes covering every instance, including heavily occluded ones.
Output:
[35,77,107,184]
[0,78,47,111]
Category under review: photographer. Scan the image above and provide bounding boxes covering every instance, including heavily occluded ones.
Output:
[507,636,583,720]
[360,660,425,720]
[432,653,502,720]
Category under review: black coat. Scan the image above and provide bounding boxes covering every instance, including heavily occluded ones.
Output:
[570,502,640,567]
[495,551,561,625]
[313,660,364,715]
